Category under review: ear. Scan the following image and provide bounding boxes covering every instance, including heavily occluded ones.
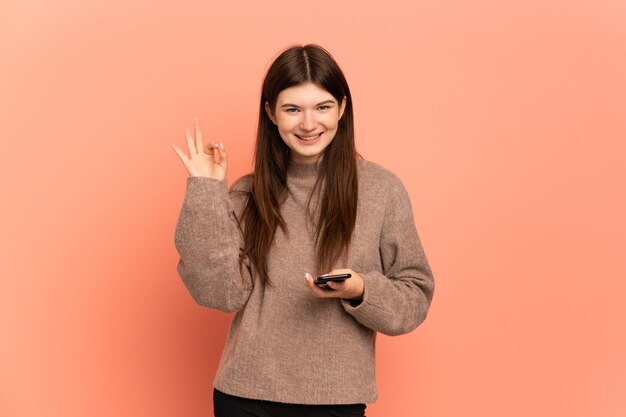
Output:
[265,101,277,125]
[338,96,347,120]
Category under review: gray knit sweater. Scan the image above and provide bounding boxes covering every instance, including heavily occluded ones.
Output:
[174,158,434,405]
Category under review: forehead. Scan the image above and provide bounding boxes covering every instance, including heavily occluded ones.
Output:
[276,82,335,105]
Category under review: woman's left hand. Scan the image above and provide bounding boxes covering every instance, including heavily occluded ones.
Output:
[305,269,364,301]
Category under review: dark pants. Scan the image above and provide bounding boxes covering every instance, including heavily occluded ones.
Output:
[213,388,367,417]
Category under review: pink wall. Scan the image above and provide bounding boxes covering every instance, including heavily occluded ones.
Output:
[1,1,625,416]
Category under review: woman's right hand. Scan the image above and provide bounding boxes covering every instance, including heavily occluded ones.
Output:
[171,118,228,180]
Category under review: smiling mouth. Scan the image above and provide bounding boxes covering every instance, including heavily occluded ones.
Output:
[295,132,323,141]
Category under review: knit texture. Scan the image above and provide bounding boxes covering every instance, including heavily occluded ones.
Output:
[174,158,435,405]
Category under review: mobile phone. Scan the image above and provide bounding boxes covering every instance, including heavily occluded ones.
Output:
[314,273,352,286]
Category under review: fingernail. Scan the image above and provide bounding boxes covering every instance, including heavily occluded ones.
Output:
[219,142,224,150]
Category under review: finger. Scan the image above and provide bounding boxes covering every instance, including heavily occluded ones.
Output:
[185,128,197,156]
[217,142,227,168]
[194,118,204,154]
[171,144,191,171]
[304,272,326,298]
[305,273,333,298]
[325,280,347,295]
[204,142,220,166]
[213,143,221,164]
[204,142,217,155]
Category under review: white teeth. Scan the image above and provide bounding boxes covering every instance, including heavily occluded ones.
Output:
[297,133,322,140]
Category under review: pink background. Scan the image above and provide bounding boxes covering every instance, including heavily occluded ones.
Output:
[1,1,625,416]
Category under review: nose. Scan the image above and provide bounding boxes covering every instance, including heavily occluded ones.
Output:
[299,110,317,131]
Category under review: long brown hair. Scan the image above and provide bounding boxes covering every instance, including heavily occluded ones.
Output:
[235,43,359,286]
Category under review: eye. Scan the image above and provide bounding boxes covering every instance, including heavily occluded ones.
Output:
[318,105,330,110]
[286,108,299,113]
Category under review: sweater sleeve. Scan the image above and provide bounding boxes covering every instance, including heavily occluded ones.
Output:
[174,176,254,313]
[340,177,435,336]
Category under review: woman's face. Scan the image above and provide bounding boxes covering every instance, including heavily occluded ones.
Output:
[265,82,346,164]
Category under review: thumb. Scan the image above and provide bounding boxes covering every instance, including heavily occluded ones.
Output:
[218,143,228,169]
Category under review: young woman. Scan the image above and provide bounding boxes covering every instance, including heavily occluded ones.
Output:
[172,44,435,417]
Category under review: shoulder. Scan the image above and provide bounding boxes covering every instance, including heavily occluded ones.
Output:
[356,158,414,218]
[357,158,408,195]
[230,174,252,193]
[227,174,252,212]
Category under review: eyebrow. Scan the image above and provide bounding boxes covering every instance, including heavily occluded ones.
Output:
[280,99,336,108]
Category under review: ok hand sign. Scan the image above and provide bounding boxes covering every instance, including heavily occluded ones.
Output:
[171,118,228,180]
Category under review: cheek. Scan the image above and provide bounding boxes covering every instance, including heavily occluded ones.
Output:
[275,124,294,144]
[277,131,291,145]
[276,117,297,133]
[322,114,340,129]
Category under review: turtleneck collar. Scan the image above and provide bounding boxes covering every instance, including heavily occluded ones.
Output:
[286,159,321,179]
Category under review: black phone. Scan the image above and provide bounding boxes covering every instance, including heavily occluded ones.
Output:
[314,273,352,286]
